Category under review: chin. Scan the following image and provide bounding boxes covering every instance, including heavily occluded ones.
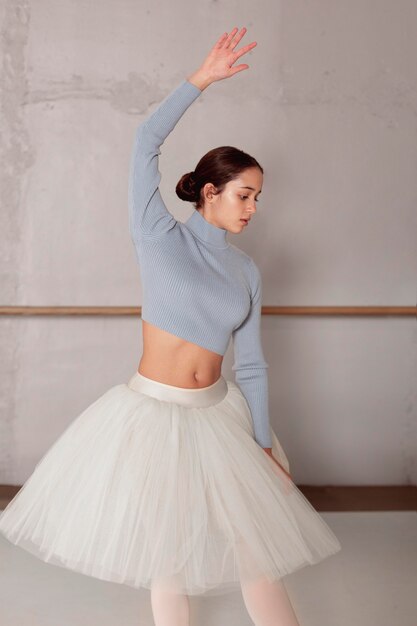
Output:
[228,223,246,234]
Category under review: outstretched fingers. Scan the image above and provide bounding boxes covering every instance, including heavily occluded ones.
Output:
[224,27,257,61]
[224,26,241,47]
[203,26,258,82]
[234,40,257,61]
[213,32,229,48]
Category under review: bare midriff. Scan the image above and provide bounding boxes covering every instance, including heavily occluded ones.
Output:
[138,319,224,389]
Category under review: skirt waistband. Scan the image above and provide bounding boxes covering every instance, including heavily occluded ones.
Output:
[127,371,228,408]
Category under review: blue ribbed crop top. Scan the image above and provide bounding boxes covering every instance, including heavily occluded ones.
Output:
[128,78,272,448]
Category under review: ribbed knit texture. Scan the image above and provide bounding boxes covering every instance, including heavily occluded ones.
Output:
[128,78,272,448]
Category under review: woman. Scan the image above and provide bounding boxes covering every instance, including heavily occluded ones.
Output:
[0,27,341,626]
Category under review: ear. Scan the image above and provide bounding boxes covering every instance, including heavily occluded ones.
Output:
[203,182,219,203]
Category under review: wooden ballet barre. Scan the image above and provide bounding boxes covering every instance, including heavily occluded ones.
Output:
[0,306,415,317]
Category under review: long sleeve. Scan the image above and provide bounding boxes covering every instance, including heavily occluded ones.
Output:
[128,79,202,243]
[232,260,272,448]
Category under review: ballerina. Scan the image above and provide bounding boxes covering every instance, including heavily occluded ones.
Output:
[0,26,341,626]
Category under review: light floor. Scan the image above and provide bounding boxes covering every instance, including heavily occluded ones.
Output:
[0,511,416,626]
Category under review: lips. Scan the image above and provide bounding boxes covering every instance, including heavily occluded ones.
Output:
[240,218,249,224]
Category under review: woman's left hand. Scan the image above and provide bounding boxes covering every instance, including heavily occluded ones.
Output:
[262,448,292,481]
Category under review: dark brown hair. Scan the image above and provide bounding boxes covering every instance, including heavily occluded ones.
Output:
[176,146,263,209]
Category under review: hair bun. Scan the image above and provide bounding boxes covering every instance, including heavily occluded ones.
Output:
[175,171,197,203]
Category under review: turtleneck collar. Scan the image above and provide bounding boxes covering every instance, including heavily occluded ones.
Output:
[184,209,229,249]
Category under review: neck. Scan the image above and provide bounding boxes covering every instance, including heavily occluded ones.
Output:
[185,208,229,249]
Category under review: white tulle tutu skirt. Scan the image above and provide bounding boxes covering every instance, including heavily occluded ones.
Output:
[0,371,341,596]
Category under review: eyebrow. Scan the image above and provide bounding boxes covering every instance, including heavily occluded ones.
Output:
[239,186,262,194]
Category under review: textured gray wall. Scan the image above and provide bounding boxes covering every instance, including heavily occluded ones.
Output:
[1,1,416,485]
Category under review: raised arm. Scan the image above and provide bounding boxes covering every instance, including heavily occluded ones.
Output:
[128,79,202,243]
[232,259,273,449]
[128,25,258,243]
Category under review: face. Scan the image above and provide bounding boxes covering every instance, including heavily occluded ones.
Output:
[199,167,263,234]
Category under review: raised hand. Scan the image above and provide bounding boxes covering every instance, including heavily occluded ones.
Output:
[188,27,257,89]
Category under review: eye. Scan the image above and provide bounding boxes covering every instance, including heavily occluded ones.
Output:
[240,195,260,202]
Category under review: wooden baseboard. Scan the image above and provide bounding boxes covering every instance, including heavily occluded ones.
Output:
[1,484,416,512]
[298,485,417,511]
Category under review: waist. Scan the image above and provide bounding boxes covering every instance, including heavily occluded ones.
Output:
[127,371,228,407]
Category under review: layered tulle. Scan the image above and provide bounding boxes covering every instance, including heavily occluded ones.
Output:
[0,378,341,596]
